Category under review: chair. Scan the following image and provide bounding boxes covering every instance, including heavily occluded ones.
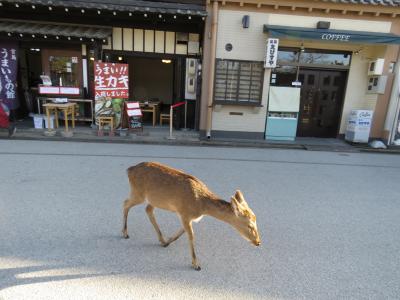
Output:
[159,103,171,126]
[97,115,115,136]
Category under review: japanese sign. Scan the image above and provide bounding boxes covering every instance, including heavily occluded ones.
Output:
[264,38,279,69]
[0,42,18,109]
[94,62,129,99]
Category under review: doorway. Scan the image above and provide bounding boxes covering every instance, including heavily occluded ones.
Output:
[297,69,347,138]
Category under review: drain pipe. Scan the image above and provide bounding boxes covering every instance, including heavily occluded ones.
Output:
[205,0,219,139]
[387,47,400,145]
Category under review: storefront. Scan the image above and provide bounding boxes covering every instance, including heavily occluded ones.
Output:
[200,0,400,141]
[0,0,206,132]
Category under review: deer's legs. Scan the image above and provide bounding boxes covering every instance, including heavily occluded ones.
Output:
[122,193,144,239]
[182,220,201,271]
[164,228,185,247]
[145,204,168,246]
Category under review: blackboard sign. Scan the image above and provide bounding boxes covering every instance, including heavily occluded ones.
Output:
[129,116,142,130]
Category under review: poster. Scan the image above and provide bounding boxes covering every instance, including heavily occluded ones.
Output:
[0,42,19,109]
[94,62,129,99]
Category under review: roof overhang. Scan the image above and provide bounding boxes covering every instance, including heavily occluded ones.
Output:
[0,19,112,41]
[264,25,400,45]
[1,0,208,17]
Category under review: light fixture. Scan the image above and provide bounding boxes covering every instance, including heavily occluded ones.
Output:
[202,17,205,21]
[159,14,162,18]
[91,38,94,42]
[188,16,191,19]
[102,39,106,43]
[65,8,68,12]
[113,11,117,15]
[118,56,123,61]
[44,35,47,38]
[80,37,83,41]
[7,32,11,36]
[97,10,101,14]
[32,34,35,38]
[68,37,71,40]
[162,59,172,64]
[174,15,177,19]
[49,6,52,11]
[300,43,305,52]
[144,13,147,17]
[90,57,95,61]
[56,36,59,39]
[81,9,85,13]
[15,3,19,7]
[19,33,23,37]
[242,15,250,28]
[32,5,36,9]
[129,12,132,16]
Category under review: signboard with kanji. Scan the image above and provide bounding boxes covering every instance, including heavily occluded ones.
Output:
[0,42,19,109]
[94,62,129,99]
[264,38,279,69]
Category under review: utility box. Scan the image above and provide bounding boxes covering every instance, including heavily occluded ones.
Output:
[368,58,385,76]
[367,75,387,94]
[345,110,374,143]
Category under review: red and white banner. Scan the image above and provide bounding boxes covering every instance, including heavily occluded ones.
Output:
[94,62,129,99]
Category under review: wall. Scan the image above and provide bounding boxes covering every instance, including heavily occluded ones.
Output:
[211,8,392,137]
[128,57,173,104]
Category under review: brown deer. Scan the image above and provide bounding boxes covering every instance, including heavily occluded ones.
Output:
[122,162,261,270]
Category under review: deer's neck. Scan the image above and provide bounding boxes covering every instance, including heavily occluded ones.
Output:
[202,197,236,225]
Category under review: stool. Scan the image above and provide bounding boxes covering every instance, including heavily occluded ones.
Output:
[97,116,115,136]
[160,112,170,126]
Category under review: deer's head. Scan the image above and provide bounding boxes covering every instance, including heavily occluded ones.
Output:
[230,190,261,246]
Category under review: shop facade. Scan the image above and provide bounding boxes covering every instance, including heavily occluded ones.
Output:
[200,0,400,142]
[0,0,206,131]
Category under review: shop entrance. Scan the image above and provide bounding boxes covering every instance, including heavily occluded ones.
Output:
[297,69,347,138]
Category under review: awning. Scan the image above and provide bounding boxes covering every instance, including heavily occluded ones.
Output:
[264,25,400,45]
[0,20,112,41]
[2,0,207,17]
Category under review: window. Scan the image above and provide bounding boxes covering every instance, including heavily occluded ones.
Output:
[299,51,351,66]
[49,56,80,87]
[214,59,263,104]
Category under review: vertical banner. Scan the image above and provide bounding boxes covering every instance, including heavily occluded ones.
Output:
[0,42,19,109]
[264,38,279,69]
[94,62,129,99]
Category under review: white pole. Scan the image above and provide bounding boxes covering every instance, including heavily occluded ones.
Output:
[168,106,175,140]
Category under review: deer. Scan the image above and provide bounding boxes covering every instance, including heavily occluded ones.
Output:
[122,162,261,271]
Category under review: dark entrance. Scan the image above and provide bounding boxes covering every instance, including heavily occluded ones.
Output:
[297,69,347,138]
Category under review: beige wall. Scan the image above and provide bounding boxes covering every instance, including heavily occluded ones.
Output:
[210,8,392,136]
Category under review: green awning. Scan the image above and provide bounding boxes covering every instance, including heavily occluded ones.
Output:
[264,25,400,45]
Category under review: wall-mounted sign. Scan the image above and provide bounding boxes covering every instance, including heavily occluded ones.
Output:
[0,42,19,109]
[94,62,129,99]
[264,38,279,68]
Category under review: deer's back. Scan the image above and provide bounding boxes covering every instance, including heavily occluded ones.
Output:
[127,162,213,216]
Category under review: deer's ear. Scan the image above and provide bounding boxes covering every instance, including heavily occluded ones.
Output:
[234,190,249,207]
[234,190,244,202]
[231,197,242,216]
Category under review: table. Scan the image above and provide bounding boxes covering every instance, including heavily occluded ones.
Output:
[42,103,76,132]
[37,97,94,123]
[140,102,159,127]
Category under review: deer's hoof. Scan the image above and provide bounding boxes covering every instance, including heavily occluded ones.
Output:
[193,265,201,271]
[122,233,129,239]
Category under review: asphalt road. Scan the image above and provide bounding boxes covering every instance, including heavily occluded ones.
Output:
[1,140,400,300]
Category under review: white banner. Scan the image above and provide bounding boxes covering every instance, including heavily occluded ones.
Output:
[264,38,279,68]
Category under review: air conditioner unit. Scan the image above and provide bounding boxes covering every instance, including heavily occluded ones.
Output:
[368,58,385,76]
[366,75,387,94]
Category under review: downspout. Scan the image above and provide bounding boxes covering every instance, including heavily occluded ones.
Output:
[387,47,400,145]
[205,0,218,138]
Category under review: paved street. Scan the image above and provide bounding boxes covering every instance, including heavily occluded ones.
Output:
[1,140,400,300]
